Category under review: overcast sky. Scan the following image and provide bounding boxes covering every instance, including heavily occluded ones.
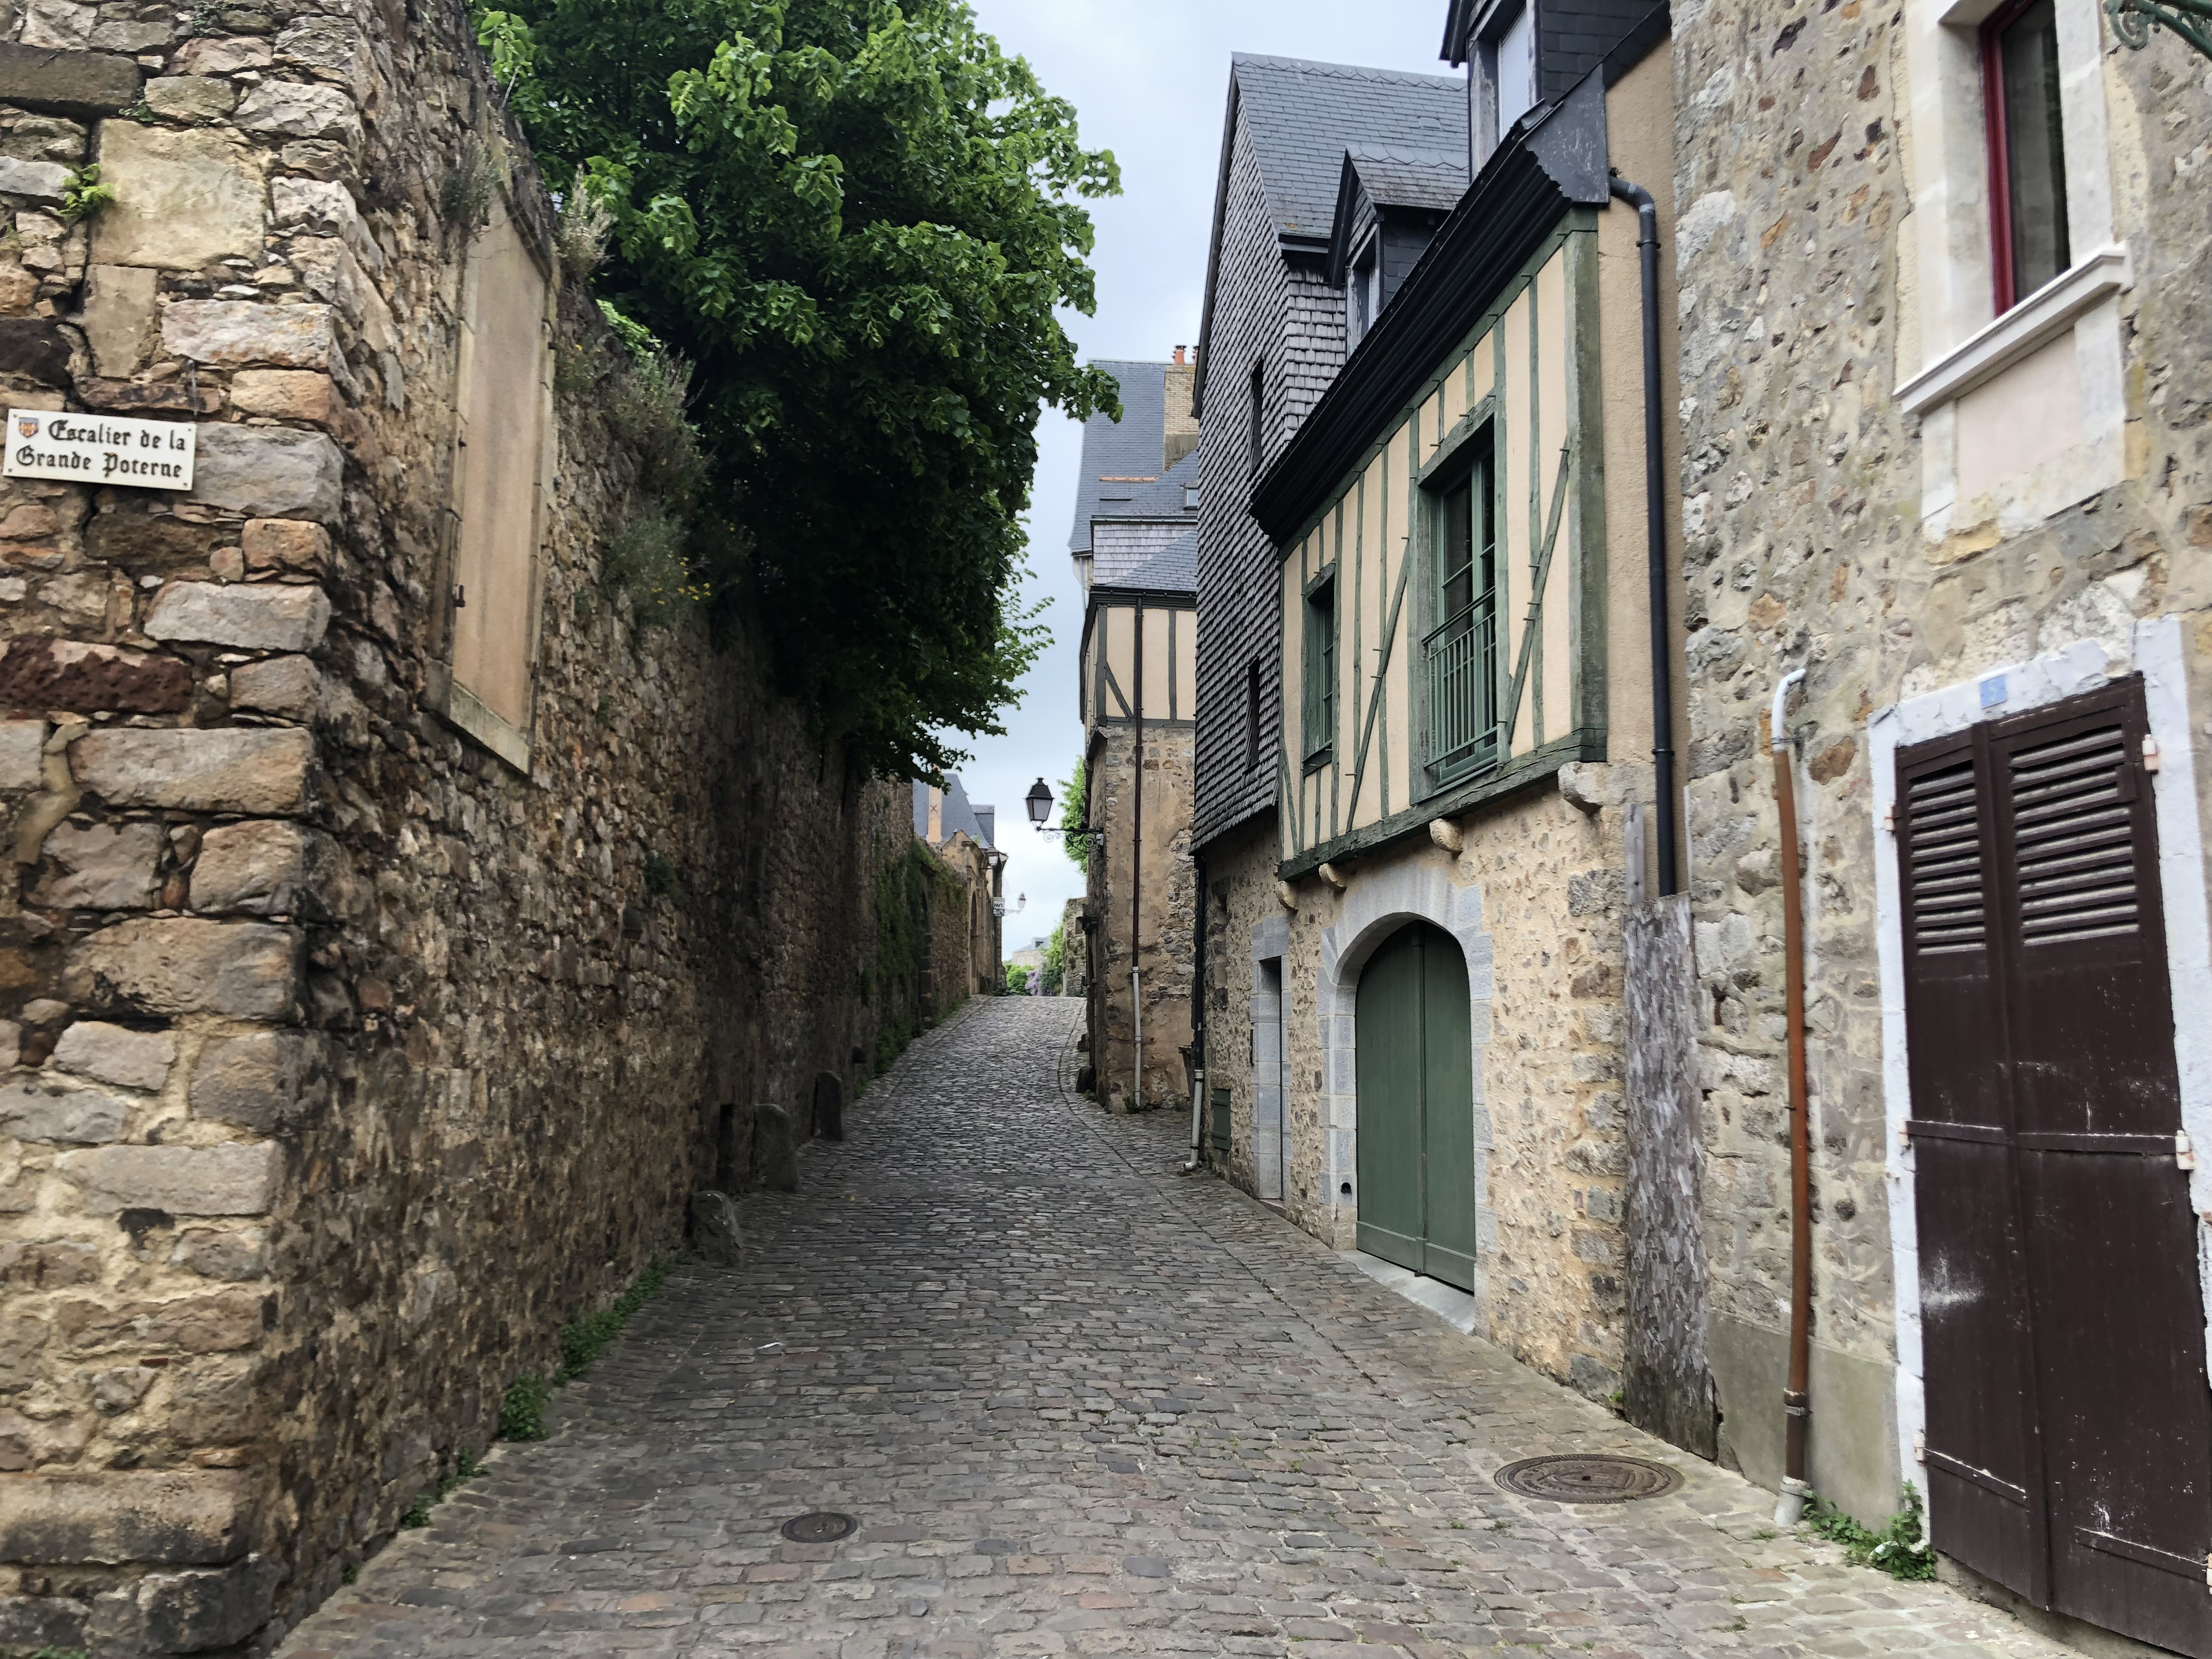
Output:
[950,0,1456,951]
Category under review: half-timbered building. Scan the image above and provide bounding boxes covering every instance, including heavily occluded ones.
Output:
[1071,359,1200,1111]
[1188,51,1468,1235]
[1193,1,1681,1408]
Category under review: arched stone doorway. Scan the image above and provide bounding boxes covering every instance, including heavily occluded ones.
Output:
[1316,857,1492,1313]
[1355,920,1475,1291]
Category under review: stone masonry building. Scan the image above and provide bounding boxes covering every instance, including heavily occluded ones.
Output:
[1189,3,1694,1425]
[1671,0,2212,1645]
[1068,358,1196,1111]
[0,3,968,1653]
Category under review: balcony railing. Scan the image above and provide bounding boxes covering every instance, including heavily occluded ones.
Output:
[1424,592,1498,784]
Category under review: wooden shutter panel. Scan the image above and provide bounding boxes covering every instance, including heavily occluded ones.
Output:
[2005,722,2140,946]
[1898,727,2044,1604]
[1902,676,2212,1657]
[1905,757,1987,956]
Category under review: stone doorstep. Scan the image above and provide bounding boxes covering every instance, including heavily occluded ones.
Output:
[1342,1249,1482,1336]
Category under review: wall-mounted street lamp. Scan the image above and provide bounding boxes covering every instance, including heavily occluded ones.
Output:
[2108,0,2212,62]
[1025,777,1104,844]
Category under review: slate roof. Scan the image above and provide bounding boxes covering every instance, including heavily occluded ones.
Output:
[1344,144,1469,213]
[911,773,996,848]
[1116,448,1202,520]
[1095,530,1198,597]
[1227,54,1467,246]
[1067,361,1168,554]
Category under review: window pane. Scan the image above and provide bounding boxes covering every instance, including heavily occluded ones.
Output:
[2001,0,2070,299]
[1440,482,1473,618]
[1497,4,1536,133]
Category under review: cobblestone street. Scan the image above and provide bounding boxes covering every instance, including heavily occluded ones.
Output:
[279,999,2069,1658]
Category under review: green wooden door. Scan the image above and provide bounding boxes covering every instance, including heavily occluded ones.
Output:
[1354,921,1477,1291]
[1355,928,1426,1271]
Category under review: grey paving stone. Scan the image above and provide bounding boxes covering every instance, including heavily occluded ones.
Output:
[278,1000,2075,1659]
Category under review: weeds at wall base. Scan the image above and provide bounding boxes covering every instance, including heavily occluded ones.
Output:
[495,1255,683,1450]
[1802,1483,1936,1580]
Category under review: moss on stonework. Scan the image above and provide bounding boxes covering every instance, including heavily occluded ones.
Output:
[497,1255,682,1447]
[867,835,959,1073]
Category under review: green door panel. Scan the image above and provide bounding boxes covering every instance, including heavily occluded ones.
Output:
[1355,921,1479,1292]
[1418,927,1477,1292]
[1355,925,1425,1272]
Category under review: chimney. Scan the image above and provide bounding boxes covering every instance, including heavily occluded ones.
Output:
[1162,349,1198,469]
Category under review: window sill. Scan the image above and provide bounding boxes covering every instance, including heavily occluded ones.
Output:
[427,665,533,774]
[1896,243,2130,416]
[1302,747,1334,775]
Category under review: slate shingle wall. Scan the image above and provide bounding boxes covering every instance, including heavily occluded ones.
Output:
[1194,103,1304,851]
[1540,0,1663,100]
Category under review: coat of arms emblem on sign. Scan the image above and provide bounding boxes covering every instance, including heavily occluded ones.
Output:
[14,416,37,439]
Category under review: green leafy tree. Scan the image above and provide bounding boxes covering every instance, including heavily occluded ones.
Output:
[1040,921,1063,993]
[1057,758,1089,866]
[473,0,1121,777]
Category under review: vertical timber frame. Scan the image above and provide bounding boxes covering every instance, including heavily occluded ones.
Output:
[1274,215,1608,883]
[1870,618,2212,1516]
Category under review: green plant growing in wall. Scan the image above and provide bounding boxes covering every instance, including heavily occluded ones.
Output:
[1040,923,1066,994]
[642,850,680,898]
[559,1254,677,1376]
[603,511,709,627]
[867,837,956,1071]
[460,0,1120,780]
[1803,1484,1936,1581]
[439,135,505,231]
[498,1373,552,1442]
[498,1257,682,1444]
[58,165,113,226]
[1057,760,1091,867]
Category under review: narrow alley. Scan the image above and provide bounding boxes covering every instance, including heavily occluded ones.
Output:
[279,1001,2067,1659]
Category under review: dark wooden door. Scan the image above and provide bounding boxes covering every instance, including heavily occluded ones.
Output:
[1355,922,1475,1292]
[1900,677,2212,1655]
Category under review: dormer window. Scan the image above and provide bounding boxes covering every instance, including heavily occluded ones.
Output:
[1489,2,1536,138]
[1349,237,1380,346]
[1183,484,1200,510]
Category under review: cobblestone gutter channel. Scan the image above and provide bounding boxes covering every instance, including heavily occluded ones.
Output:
[280,999,2072,1658]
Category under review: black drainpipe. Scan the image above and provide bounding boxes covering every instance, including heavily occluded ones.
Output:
[1608,175,1678,896]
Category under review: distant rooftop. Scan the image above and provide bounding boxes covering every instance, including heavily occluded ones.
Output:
[1096,529,1198,597]
[1228,54,1467,245]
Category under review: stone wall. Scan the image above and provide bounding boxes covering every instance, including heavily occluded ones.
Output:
[1202,778,1639,1400]
[0,1,927,1651]
[1056,896,1084,998]
[1084,721,1194,1111]
[1669,0,2212,1525]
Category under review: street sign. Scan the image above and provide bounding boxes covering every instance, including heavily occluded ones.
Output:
[5,408,195,489]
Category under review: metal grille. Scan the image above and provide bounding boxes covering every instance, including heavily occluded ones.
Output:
[1425,591,1496,781]
[2009,724,2139,945]
[1907,760,1986,954]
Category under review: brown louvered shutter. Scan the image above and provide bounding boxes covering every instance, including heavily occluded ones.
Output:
[1902,676,2212,1657]
[1898,724,2042,1602]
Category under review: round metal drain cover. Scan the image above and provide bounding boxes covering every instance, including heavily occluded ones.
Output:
[781,1511,858,1543]
[1494,1454,1682,1504]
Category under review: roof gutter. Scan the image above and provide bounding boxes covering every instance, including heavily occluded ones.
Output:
[1609,173,1681,898]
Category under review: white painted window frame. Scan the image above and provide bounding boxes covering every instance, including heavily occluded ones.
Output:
[1900,0,2128,539]
[1250,915,1290,1201]
[1870,617,2212,1515]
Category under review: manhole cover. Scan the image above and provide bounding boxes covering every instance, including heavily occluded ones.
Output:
[1494,1454,1682,1504]
[781,1511,858,1543]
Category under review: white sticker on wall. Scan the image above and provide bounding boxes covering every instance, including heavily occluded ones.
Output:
[4,409,195,489]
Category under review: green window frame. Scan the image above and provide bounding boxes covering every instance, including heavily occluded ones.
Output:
[1423,434,1498,785]
[1302,568,1337,768]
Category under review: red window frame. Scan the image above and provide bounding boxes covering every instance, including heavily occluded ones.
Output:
[1981,0,2043,315]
